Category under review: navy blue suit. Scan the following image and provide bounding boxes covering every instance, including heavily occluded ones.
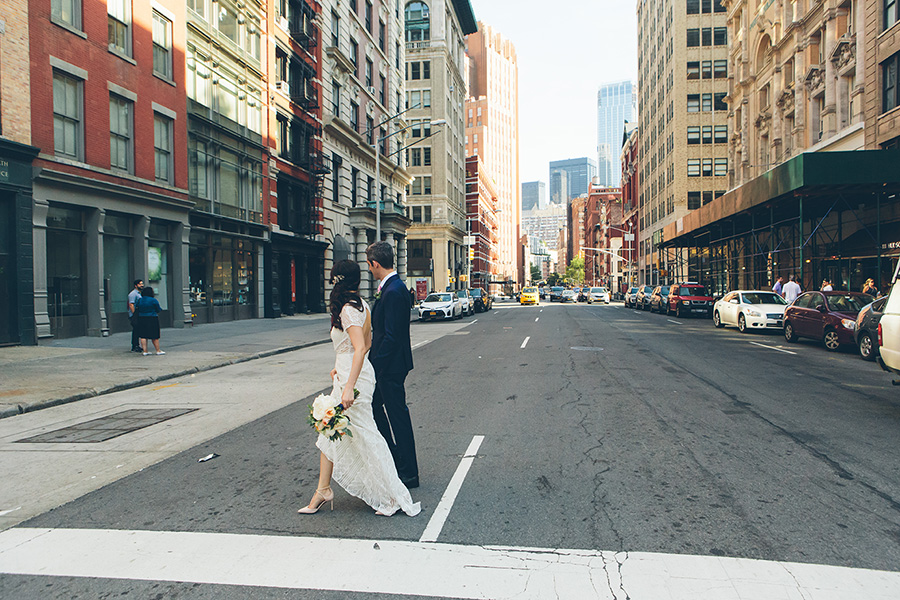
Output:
[370,274,418,482]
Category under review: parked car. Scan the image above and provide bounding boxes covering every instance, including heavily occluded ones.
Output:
[649,285,671,313]
[561,289,576,303]
[667,282,714,318]
[635,285,655,311]
[624,287,639,308]
[418,292,463,321]
[878,274,900,376]
[856,296,887,361]
[588,287,610,304]
[520,286,540,305]
[454,289,475,316]
[783,291,874,351]
[712,290,787,333]
[549,286,565,302]
[469,287,493,312]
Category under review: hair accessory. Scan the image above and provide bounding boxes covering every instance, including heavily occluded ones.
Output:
[333,274,344,284]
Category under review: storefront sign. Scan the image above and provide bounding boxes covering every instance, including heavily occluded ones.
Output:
[0,157,31,188]
[883,241,900,250]
[416,278,428,301]
[0,159,9,184]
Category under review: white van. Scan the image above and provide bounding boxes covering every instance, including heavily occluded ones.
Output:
[877,262,900,379]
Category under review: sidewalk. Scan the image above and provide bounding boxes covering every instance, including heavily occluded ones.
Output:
[0,314,335,419]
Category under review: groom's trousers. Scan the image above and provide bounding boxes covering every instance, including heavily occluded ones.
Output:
[372,372,419,481]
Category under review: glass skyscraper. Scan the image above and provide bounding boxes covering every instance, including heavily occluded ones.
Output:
[549,157,598,204]
[597,81,636,187]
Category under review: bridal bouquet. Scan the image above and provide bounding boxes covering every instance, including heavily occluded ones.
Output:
[307,389,358,441]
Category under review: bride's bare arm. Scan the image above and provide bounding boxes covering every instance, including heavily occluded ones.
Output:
[342,324,368,407]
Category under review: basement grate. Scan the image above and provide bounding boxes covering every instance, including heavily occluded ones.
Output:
[16,408,198,444]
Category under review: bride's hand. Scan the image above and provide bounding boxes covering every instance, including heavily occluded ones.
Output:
[330,368,337,381]
[341,386,355,409]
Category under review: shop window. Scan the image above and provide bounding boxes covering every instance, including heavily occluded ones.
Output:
[103,214,133,315]
[47,205,86,322]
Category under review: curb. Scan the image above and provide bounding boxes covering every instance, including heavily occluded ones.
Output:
[0,338,331,420]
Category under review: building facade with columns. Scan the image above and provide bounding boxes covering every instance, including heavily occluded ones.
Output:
[318,0,412,300]
[404,0,477,292]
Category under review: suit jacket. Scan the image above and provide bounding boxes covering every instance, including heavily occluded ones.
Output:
[370,275,414,375]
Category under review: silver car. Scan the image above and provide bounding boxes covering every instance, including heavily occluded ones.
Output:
[454,289,475,316]
[588,287,611,304]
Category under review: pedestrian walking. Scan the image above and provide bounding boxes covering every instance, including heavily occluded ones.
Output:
[135,287,165,356]
[127,279,144,352]
[821,279,833,292]
[772,276,784,297]
[863,278,879,297]
[783,274,802,303]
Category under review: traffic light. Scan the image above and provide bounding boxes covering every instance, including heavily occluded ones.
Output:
[468,248,474,260]
[447,268,452,278]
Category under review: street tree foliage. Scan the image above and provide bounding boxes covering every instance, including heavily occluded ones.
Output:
[547,273,562,286]
[530,264,541,283]
[566,257,585,284]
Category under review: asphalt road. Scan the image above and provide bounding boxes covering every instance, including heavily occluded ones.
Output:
[3,301,900,598]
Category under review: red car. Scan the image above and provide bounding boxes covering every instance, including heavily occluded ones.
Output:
[666,282,714,318]
[783,291,874,351]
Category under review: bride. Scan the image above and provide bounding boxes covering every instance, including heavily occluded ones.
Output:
[299,260,421,517]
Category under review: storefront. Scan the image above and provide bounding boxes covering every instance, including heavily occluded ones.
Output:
[264,233,327,317]
[0,140,39,345]
[661,150,900,296]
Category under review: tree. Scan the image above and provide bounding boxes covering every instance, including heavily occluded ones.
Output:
[547,272,562,286]
[566,257,585,284]
[530,264,541,283]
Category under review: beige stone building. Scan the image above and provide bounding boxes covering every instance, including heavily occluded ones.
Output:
[404,0,477,292]
[465,22,520,288]
[637,0,730,285]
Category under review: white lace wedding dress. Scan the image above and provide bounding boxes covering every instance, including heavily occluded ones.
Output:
[315,300,421,516]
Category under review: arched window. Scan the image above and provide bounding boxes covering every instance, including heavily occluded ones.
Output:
[755,34,773,72]
[405,2,430,42]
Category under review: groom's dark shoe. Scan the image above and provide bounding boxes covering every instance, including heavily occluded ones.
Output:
[401,476,419,489]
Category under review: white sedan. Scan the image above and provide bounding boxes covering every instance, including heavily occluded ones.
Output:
[587,287,611,304]
[418,292,463,321]
[713,290,788,333]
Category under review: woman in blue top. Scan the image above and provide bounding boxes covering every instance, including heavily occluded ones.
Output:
[135,286,165,355]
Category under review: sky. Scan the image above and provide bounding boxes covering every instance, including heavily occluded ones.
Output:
[468,0,638,186]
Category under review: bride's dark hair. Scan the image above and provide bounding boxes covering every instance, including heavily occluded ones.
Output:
[329,259,363,330]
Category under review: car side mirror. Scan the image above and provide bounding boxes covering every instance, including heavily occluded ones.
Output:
[818,304,828,313]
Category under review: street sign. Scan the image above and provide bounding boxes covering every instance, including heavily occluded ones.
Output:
[463,235,475,246]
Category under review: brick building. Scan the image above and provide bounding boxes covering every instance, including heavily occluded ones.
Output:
[464,155,500,293]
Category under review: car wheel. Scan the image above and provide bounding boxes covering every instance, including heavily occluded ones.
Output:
[713,311,723,328]
[784,321,797,342]
[738,314,747,333]
[823,328,841,352]
[858,332,876,361]
[676,305,683,318]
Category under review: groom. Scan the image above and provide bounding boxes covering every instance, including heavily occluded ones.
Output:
[366,241,419,488]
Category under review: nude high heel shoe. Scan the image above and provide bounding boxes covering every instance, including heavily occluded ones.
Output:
[297,487,334,514]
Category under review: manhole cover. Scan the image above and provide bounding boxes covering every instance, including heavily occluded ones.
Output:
[571,346,604,352]
[16,408,198,443]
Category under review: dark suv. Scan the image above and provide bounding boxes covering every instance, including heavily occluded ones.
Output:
[469,288,493,312]
[667,283,714,318]
[635,285,655,311]
[549,286,564,302]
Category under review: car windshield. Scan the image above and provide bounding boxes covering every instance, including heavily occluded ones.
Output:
[641,286,654,293]
[657,286,670,294]
[425,294,451,303]
[523,288,537,293]
[551,287,564,292]
[563,290,574,295]
[470,289,483,297]
[591,287,607,293]
[742,292,786,305]
[827,294,873,312]
[679,286,707,296]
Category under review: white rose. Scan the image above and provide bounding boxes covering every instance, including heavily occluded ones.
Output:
[311,394,339,421]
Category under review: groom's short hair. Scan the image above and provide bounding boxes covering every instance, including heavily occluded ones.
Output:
[366,241,394,269]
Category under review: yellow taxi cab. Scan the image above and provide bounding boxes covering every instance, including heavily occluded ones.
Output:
[520,286,540,305]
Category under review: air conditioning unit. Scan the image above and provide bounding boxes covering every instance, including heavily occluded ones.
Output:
[278,16,288,30]
[276,81,289,93]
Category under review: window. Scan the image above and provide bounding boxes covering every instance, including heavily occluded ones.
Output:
[687,159,700,177]
[108,0,131,56]
[714,124,727,143]
[410,148,421,166]
[53,71,82,160]
[332,80,340,118]
[422,89,431,107]
[411,62,420,80]
[332,154,342,205]
[702,125,712,144]
[702,0,712,12]
[887,0,898,31]
[350,0,357,10]
[331,10,339,48]
[714,92,727,111]
[276,115,289,157]
[365,1,373,32]
[350,101,359,131]
[714,158,727,176]
[422,176,432,194]
[350,38,359,74]
[379,19,386,51]
[154,114,173,184]
[187,0,204,18]
[152,11,172,79]
[702,158,712,177]
[365,58,373,86]
[423,147,431,166]
[423,61,431,79]
[688,192,701,209]
[366,116,374,145]
[687,126,700,144]
[702,27,712,46]
[411,178,421,194]
[714,27,727,45]
[687,94,700,112]
[702,93,712,111]
[687,61,700,80]
[351,167,359,206]
[687,0,699,14]
[687,28,700,47]
[218,2,238,45]
[52,0,81,29]
[714,59,727,79]
[412,206,422,222]
[701,60,712,79]
[109,95,133,172]
[405,1,430,42]
[396,41,401,69]
[702,191,713,205]
[884,51,900,113]
[714,0,726,13]
[380,74,386,105]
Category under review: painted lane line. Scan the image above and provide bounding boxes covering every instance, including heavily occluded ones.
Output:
[3,527,900,599]
[0,507,21,517]
[534,317,539,322]
[667,319,683,325]
[419,435,484,543]
[520,336,530,349]
[411,340,430,350]
[750,341,797,355]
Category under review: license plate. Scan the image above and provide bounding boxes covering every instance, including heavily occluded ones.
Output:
[428,311,437,317]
